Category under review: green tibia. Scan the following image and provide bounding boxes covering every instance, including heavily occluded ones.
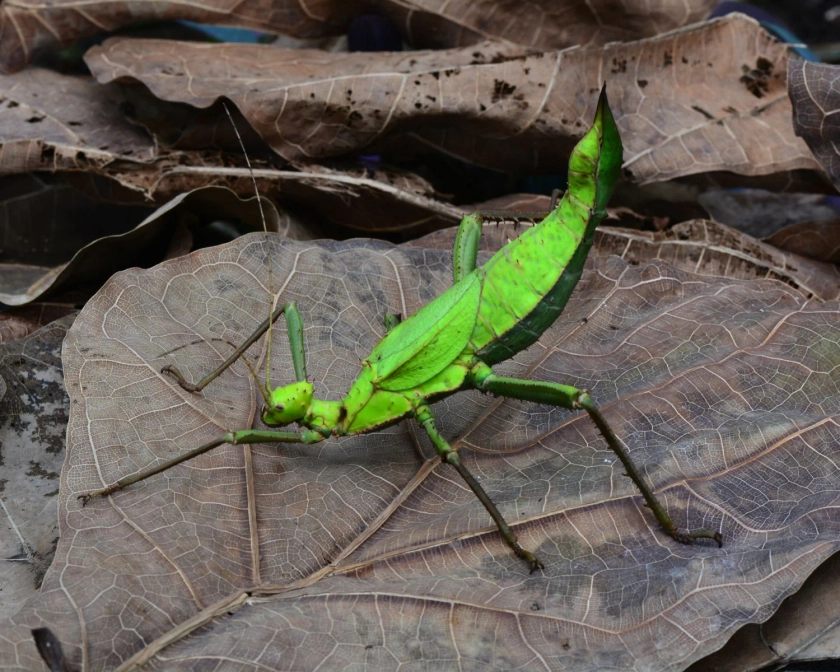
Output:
[452,213,482,282]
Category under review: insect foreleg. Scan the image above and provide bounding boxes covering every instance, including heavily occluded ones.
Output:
[79,428,321,504]
[416,404,544,572]
[283,302,307,383]
[471,369,723,548]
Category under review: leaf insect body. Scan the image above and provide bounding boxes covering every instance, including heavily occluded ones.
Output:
[82,86,722,570]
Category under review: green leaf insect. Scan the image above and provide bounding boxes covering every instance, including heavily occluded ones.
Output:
[81,86,722,571]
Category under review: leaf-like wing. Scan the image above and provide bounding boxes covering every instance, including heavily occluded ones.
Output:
[369,271,481,391]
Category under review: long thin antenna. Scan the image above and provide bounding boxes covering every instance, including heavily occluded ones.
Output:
[222,102,276,397]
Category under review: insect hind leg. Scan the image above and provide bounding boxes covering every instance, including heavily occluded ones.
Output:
[471,368,723,548]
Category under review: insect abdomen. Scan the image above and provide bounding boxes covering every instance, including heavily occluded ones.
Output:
[471,194,597,364]
[470,86,622,365]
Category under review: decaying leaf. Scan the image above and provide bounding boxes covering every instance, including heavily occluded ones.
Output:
[697,188,840,240]
[789,59,840,192]
[593,219,840,301]
[0,0,717,74]
[376,0,718,51]
[0,315,75,621]
[0,69,461,234]
[0,304,76,345]
[0,186,306,306]
[765,221,840,265]
[84,14,818,180]
[1,233,838,670]
[685,549,840,671]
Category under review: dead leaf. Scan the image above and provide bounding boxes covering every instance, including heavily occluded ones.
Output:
[0,0,357,74]
[0,175,152,263]
[686,550,840,671]
[0,315,75,621]
[789,59,840,191]
[83,15,817,180]
[765,220,840,265]
[0,69,156,175]
[697,189,840,239]
[0,186,308,306]
[0,0,718,73]
[375,0,718,51]
[0,304,76,344]
[593,219,840,301]
[3,233,838,670]
[0,69,461,234]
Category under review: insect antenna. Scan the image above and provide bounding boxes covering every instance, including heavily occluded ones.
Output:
[222,102,276,405]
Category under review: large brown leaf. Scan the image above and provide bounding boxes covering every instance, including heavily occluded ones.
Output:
[0,0,716,73]
[375,0,718,51]
[3,233,839,670]
[83,14,818,179]
[0,69,459,234]
[0,69,156,175]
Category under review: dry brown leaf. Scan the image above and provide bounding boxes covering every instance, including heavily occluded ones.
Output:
[0,315,75,621]
[682,168,836,195]
[0,174,151,258]
[0,0,357,74]
[84,14,817,181]
[765,220,840,265]
[0,186,310,306]
[2,233,838,670]
[0,69,155,175]
[0,69,461,234]
[789,59,840,192]
[0,173,154,305]
[0,0,717,74]
[376,0,718,50]
[593,219,840,301]
[697,189,840,239]
[686,550,840,671]
[0,304,77,344]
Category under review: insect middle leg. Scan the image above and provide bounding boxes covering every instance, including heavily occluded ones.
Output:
[415,403,544,572]
[470,366,723,547]
[451,191,562,285]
